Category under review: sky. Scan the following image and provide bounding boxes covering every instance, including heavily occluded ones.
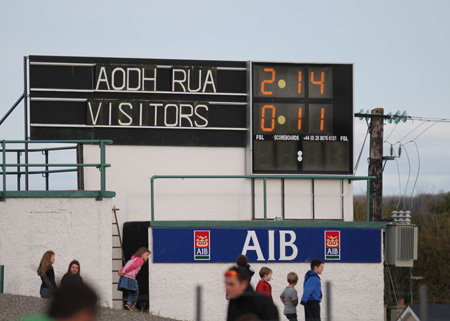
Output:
[1,0,449,197]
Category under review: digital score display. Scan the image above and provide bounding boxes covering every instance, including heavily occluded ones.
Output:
[249,63,353,174]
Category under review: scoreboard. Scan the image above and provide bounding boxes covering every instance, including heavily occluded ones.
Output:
[248,62,353,175]
[28,56,353,175]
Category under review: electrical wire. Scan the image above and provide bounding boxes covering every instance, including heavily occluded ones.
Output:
[400,143,412,208]
[395,157,402,209]
[384,122,399,143]
[386,264,403,320]
[406,119,442,143]
[409,141,421,209]
[354,119,370,173]
[392,121,427,145]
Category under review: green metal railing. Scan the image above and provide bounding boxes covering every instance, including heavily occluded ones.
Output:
[150,175,375,222]
[1,140,112,201]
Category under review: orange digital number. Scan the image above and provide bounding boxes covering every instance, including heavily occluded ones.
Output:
[261,105,276,132]
[261,68,275,95]
[298,71,302,94]
[320,107,325,131]
[298,107,302,130]
[311,71,325,94]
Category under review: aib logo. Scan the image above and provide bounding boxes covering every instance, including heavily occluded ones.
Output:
[194,230,210,260]
[325,231,340,260]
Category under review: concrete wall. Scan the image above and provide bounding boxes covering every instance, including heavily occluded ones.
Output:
[148,229,384,321]
[0,198,112,307]
[83,145,354,224]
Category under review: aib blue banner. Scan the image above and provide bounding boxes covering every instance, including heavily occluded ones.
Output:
[152,228,382,263]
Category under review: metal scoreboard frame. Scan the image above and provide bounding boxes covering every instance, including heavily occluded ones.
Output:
[247,61,354,175]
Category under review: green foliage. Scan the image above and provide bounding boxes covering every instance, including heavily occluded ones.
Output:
[354,192,450,304]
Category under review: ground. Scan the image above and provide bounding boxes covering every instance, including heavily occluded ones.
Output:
[0,293,178,321]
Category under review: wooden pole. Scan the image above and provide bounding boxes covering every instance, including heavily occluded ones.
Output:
[369,108,384,221]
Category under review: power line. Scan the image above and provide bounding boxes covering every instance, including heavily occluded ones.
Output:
[354,119,370,172]
[410,141,421,209]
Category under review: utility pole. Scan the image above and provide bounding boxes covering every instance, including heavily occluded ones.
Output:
[368,108,384,221]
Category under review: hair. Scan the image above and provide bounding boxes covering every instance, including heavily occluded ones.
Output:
[225,266,248,283]
[48,282,98,319]
[67,260,81,276]
[236,254,248,268]
[134,247,151,257]
[287,272,298,285]
[258,267,272,279]
[310,258,324,270]
[37,250,55,276]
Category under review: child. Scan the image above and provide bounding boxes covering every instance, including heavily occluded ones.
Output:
[280,272,299,321]
[117,247,151,312]
[236,254,255,281]
[37,250,57,299]
[61,260,83,286]
[256,267,273,302]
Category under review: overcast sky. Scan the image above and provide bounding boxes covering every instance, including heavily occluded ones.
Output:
[1,0,449,197]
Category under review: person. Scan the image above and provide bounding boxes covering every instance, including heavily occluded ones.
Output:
[256,267,273,302]
[60,260,83,287]
[21,281,98,321]
[236,254,255,282]
[225,266,279,321]
[300,258,324,321]
[117,247,150,312]
[280,272,299,321]
[37,251,57,299]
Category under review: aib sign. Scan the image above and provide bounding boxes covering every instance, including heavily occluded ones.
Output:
[194,230,210,260]
[152,228,381,263]
[325,231,340,260]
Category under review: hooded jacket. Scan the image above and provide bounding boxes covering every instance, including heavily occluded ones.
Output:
[300,269,322,304]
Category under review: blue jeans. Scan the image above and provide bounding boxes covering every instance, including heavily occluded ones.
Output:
[40,286,53,299]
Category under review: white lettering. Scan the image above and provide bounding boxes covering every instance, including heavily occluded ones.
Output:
[179,104,194,127]
[188,69,201,92]
[172,69,187,92]
[112,68,126,90]
[150,103,163,126]
[279,231,298,261]
[202,69,217,93]
[126,68,141,91]
[242,231,265,261]
[118,103,133,125]
[164,104,178,127]
[194,105,208,127]
[95,67,110,90]
[88,102,102,126]
[142,68,157,91]
[268,230,275,261]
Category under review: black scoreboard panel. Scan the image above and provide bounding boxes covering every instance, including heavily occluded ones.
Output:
[29,56,247,147]
[249,62,353,175]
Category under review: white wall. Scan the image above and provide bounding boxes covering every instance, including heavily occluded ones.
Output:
[83,145,354,224]
[0,198,112,307]
[148,229,384,321]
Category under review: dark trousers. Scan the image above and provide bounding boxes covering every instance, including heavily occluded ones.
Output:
[285,313,298,321]
[126,289,139,305]
[304,300,321,321]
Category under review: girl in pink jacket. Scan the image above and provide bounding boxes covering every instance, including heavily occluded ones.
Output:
[117,247,150,311]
